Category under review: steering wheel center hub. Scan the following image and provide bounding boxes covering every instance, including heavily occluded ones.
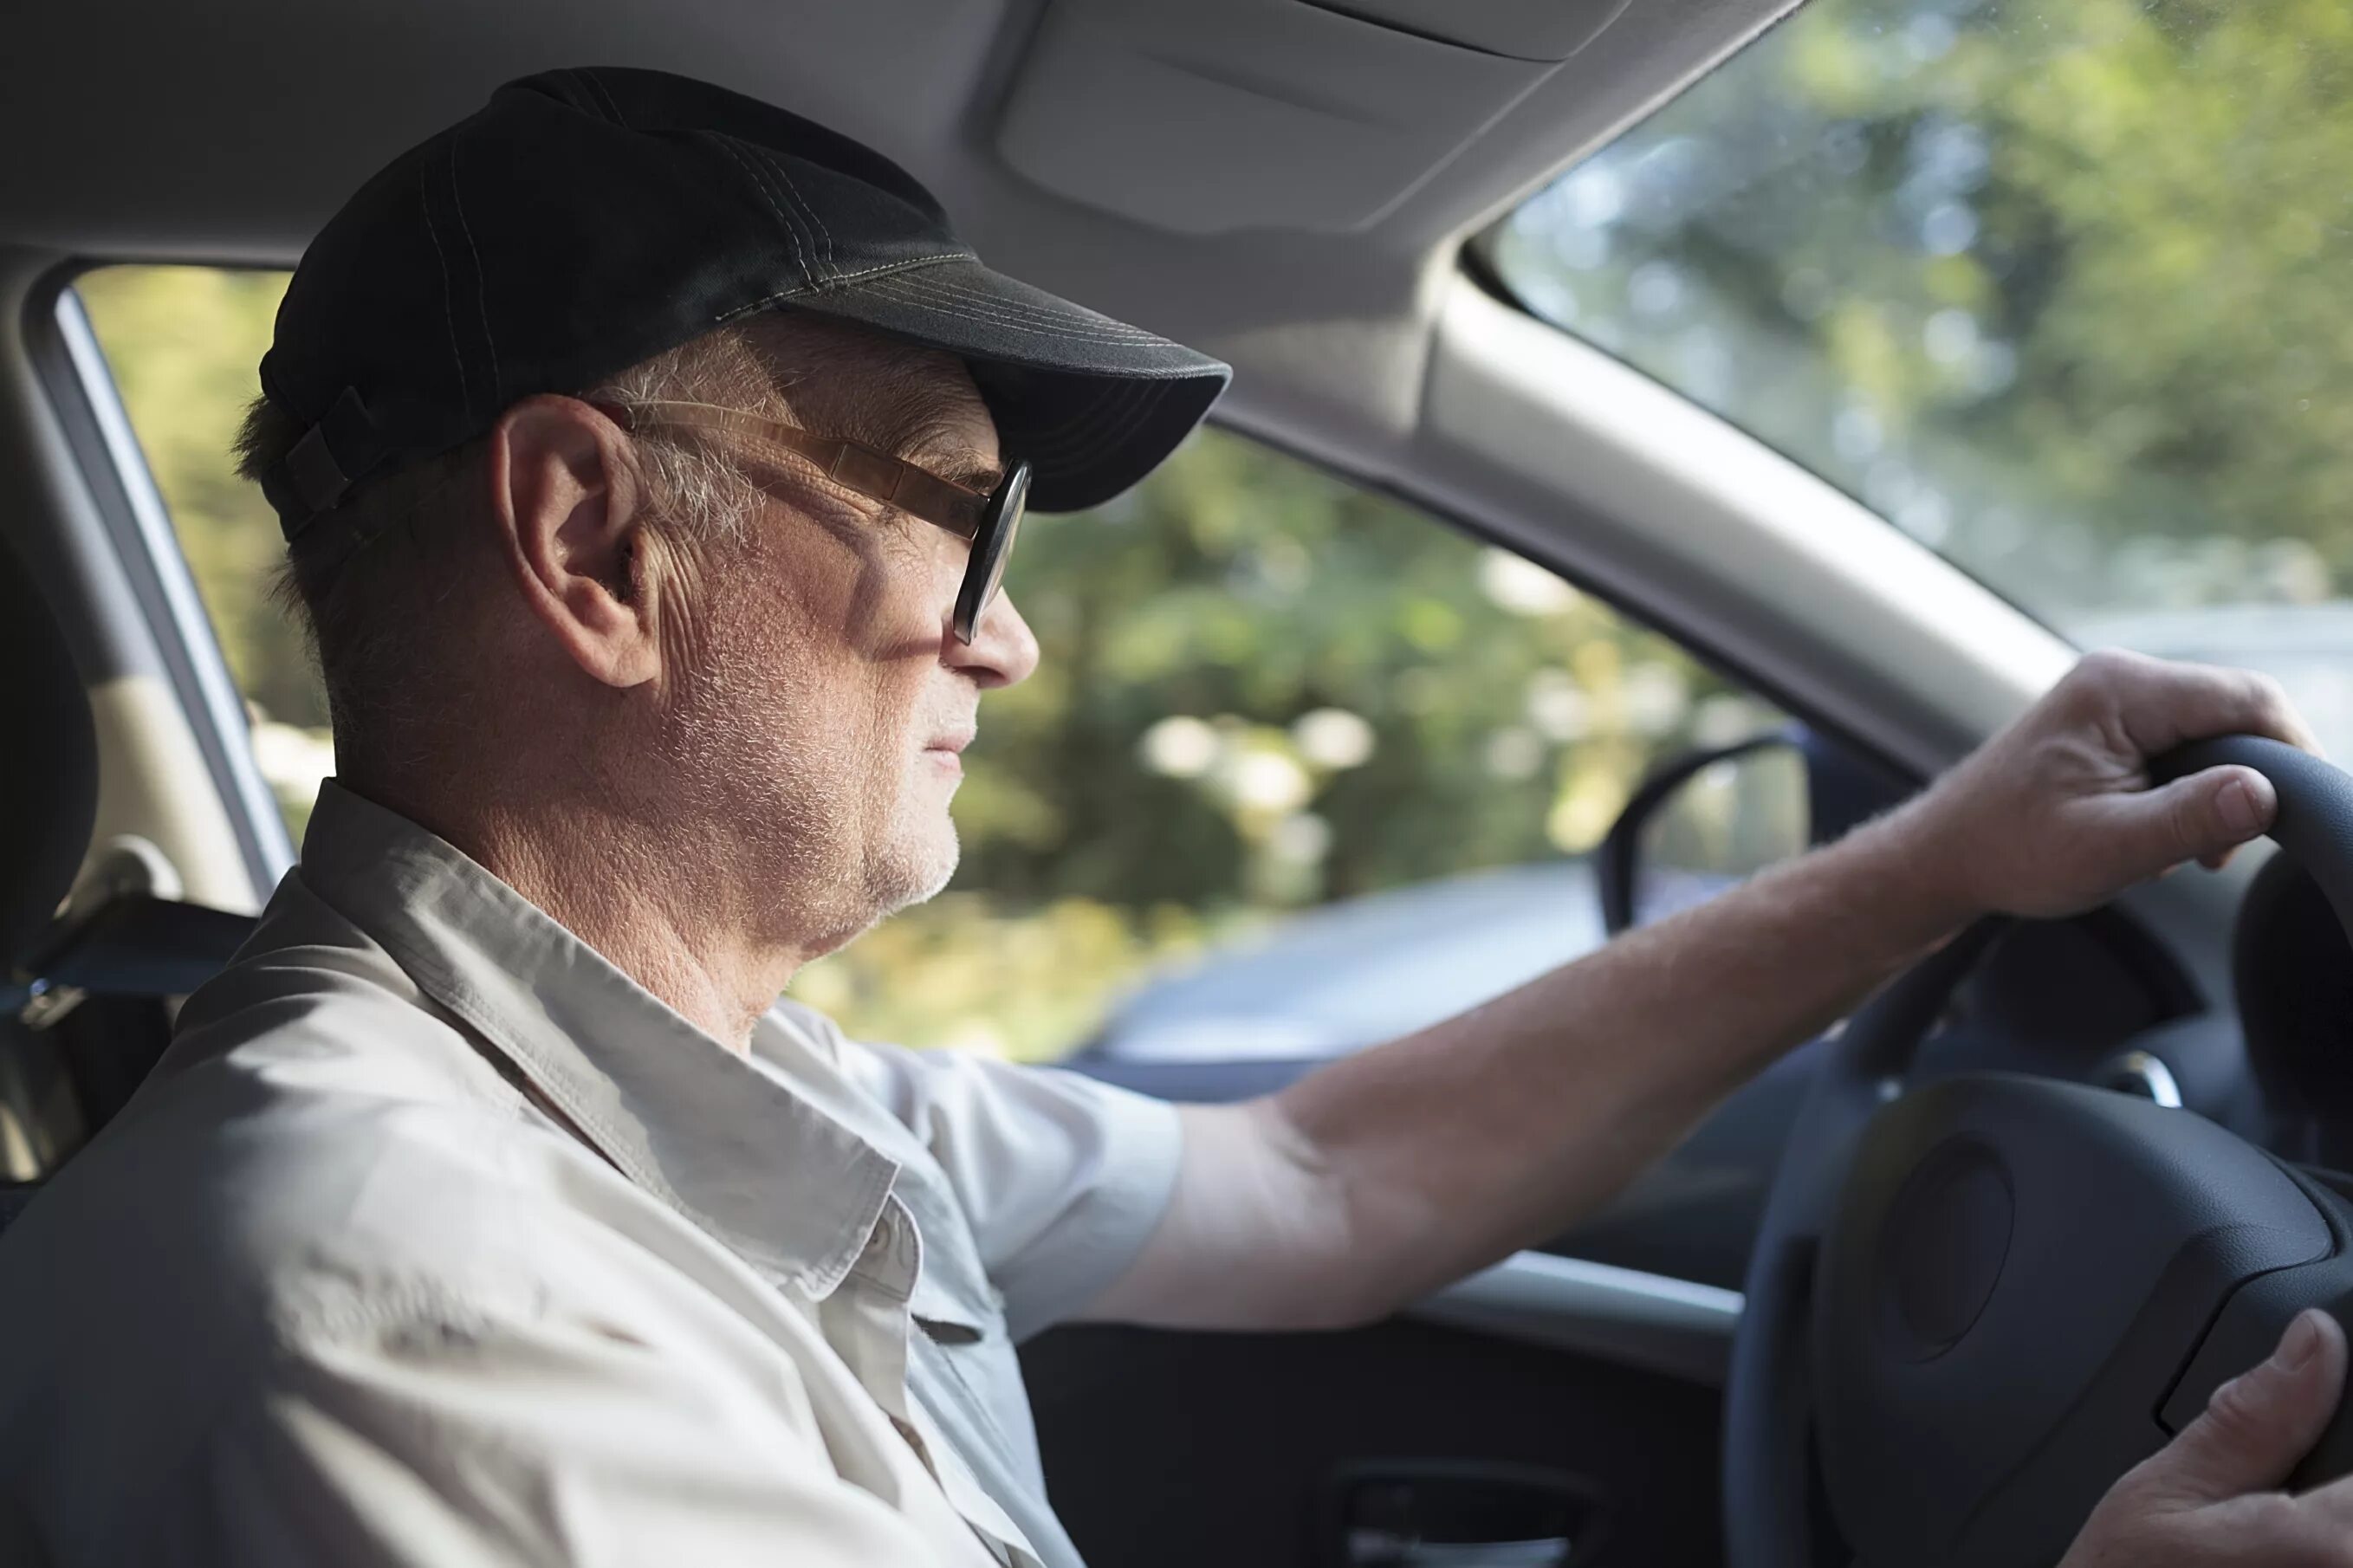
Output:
[1814,1076,2329,1565]
[1883,1142,2013,1358]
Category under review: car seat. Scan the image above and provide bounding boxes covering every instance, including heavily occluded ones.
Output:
[0,528,256,1219]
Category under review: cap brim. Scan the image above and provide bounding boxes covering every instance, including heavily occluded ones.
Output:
[770,257,1231,513]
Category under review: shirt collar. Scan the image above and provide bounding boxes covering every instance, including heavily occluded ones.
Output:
[293,779,899,1299]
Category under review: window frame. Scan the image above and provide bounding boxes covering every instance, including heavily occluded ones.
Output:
[24,262,295,892]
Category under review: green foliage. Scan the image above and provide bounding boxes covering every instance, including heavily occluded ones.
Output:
[801,450,1753,1056]
[73,0,2353,1059]
[77,267,1747,1060]
[953,433,1734,910]
[1488,0,2353,620]
[76,268,313,724]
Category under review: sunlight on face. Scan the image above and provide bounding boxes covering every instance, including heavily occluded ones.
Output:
[649,319,1026,958]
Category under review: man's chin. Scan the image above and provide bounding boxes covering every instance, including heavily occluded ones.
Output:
[873,822,961,918]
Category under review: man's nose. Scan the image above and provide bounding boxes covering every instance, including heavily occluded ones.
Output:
[947,590,1040,689]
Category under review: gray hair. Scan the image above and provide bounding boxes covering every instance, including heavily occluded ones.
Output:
[580,327,778,548]
[235,322,788,773]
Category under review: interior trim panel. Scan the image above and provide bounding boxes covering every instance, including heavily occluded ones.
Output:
[1410,1247,1742,1386]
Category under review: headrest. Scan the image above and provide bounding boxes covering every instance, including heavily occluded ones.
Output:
[0,529,98,973]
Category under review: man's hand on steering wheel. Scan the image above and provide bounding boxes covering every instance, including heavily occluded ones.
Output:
[1722,650,2349,1568]
[2064,1311,2353,1567]
[1943,653,2344,1565]
[1907,649,2324,921]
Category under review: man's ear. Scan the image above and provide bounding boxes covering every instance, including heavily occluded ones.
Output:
[484,394,661,689]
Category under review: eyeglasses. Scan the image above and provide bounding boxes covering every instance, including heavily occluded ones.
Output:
[601,399,1029,645]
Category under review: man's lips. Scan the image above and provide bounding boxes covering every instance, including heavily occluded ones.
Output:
[924,731,976,772]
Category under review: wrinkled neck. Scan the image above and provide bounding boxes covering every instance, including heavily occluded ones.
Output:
[353,774,798,1053]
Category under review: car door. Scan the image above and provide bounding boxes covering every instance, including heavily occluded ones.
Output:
[1023,745,1881,1568]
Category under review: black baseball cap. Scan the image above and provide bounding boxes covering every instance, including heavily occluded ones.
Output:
[258,65,1231,541]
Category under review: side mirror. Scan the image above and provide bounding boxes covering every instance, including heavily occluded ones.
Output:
[1598,725,1909,935]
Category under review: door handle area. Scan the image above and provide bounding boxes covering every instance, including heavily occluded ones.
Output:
[1343,1528,1576,1567]
[1324,1462,1602,1568]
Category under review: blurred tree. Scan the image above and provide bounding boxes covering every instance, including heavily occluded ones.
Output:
[1490,0,2353,619]
[78,268,309,722]
[79,265,1747,1059]
[72,0,2353,1062]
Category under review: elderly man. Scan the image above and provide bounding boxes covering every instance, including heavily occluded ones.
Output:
[0,64,2347,1568]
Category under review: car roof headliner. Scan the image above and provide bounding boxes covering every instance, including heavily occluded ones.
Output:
[2,0,1795,457]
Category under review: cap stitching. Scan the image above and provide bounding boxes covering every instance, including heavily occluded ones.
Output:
[418,165,471,426]
[865,275,1164,345]
[885,277,1167,346]
[888,265,1132,322]
[888,287,1163,345]
[870,271,1164,340]
[873,295,1163,348]
[719,133,826,288]
[578,67,632,128]
[742,141,829,282]
[868,273,1112,337]
[448,138,502,406]
[558,68,619,126]
[715,252,971,323]
[823,253,969,288]
[754,144,837,278]
[878,269,1164,338]
[715,133,828,289]
[705,133,812,289]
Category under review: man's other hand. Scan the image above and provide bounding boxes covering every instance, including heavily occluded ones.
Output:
[2063,1310,2353,1567]
[1908,649,2323,921]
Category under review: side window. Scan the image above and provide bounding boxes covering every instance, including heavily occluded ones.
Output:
[74,262,1789,1068]
[789,437,1792,1063]
[75,267,331,841]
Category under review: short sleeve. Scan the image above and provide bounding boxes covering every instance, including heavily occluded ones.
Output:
[837,1040,1183,1342]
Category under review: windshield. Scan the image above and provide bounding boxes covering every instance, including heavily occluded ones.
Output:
[1484,0,2353,748]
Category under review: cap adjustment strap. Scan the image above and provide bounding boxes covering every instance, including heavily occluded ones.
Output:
[263,386,386,542]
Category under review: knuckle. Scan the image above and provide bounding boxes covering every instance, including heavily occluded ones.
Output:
[2248,670,2296,717]
[2052,666,2115,722]
[2070,648,2135,691]
[2201,1369,2283,1442]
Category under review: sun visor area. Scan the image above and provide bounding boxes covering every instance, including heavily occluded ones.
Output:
[1307,0,1635,60]
[995,0,1634,235]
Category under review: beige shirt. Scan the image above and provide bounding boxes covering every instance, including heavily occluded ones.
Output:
[0,783,1183,1567]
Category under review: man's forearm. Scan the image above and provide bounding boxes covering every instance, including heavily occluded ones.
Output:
[1086,653,2310,1334]
[1086,805,1974,1332]
[1261,802,1972,1323]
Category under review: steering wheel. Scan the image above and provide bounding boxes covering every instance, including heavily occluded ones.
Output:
[1723,735,2353,1568]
